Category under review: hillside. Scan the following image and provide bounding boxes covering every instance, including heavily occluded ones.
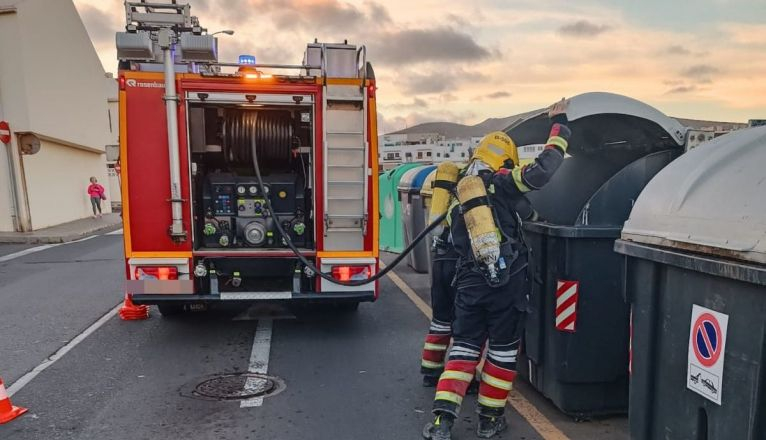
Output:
[389,113,746,138]
[389,110,541,138]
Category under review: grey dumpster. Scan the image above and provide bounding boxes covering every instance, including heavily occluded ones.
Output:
[397,165,436,273]
[616,126,766,440]
[506,92,687,416]
[419,168,438,276]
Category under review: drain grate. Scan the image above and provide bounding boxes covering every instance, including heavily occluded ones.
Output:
[182,373,286,401]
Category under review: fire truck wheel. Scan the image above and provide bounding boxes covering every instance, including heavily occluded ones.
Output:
[335,302,360,312]
[158,304,186,317]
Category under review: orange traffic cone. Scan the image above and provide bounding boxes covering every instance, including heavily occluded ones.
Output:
[0,377,27,424]
[119,293,149,320]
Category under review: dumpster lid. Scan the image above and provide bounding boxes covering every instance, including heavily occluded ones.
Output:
[387,163,421,186]
[397,166,426,191]
[410,166,436,191]
[420,169,438,197]
[622,126,766,265]
[505,92,686,156]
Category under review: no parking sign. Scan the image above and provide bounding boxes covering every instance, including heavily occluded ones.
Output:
[687,305,728,405]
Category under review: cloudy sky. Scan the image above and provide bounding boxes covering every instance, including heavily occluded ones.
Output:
[73,0,766,133]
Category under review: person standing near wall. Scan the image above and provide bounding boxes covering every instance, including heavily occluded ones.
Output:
[87,176,106,219]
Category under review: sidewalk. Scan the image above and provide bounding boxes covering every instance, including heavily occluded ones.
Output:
[0,213,123,244]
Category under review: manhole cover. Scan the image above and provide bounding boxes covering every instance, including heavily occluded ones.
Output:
[182,373,286,401]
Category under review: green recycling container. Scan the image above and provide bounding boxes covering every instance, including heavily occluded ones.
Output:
[379,163,421,252]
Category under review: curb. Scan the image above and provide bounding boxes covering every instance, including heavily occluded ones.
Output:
[0,222,123,244]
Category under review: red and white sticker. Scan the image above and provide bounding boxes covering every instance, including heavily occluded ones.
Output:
[555,280,578,332]
[687,305,728,405]
[0,121,11,144]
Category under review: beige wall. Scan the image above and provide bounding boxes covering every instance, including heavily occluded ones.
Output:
[0,0,113,230]
[4,0,111,152]
[23,140,110,230]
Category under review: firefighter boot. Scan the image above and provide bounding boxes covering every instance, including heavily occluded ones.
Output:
[477,415,508,438]
[422,414,453,440]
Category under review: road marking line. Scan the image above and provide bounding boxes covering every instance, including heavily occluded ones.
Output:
[241,318,273,408]
[68,235,99,244]
[7,302,121,397]
[0,244,58,263]
[0,235,98,264]
[381,261,570,440]
[508,394,570,440]
[379,262,432,320]
[106,228,124,235]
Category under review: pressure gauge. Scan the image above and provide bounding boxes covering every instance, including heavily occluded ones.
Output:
[237,185,246,195]
[249,185,258,195]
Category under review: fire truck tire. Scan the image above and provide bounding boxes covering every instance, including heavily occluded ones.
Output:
[334,302,360,312]
[158,304,185,317]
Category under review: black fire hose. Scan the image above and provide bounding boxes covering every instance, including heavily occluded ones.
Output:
[251,133,445,287]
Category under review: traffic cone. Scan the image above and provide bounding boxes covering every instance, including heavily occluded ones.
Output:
[119,293,149,320]
[0,377,27,424]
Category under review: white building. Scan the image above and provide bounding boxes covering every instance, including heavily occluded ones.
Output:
[433,138,472,162]
[105,74,121,209]
[378,133,440,170]
[0,0,112,231]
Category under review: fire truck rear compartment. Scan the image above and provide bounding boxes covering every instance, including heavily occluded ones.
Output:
[188,102,315,291]
[189,103,314,251]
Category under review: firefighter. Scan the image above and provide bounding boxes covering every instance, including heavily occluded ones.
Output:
[419,162,467,388]
[419,164,534,390]
[423,99,571,440]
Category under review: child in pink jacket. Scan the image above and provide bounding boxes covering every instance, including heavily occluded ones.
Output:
[87,177,106,218]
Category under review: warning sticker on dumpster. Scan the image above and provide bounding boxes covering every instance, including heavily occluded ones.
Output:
[687,305,728,405]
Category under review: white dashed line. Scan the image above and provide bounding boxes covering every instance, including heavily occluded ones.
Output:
[240,319,273,408]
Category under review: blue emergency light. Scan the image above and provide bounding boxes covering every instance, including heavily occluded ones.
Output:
[238,55,256,65]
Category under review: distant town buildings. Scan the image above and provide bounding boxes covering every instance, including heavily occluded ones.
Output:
[378,132,544,171]
[379,117,753,171]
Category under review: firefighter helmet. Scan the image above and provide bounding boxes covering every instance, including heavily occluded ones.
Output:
[471,132,518,171]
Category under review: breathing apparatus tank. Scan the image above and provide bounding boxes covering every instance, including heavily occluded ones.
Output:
[456,175,501,282]
[428,161,460,225]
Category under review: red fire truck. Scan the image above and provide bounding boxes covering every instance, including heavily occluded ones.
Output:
[116,1,379,315]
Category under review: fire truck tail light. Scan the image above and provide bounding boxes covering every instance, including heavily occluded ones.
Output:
[119,76,126,90]
[331,265,370,282]
[135,266,178,280]
[368,84,375,99]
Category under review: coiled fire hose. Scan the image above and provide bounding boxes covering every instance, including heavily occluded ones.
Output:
[249,122,446,287]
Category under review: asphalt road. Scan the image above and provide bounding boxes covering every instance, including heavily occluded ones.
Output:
[0,236,628,440]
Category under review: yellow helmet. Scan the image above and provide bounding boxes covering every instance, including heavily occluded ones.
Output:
[471,131,518,171]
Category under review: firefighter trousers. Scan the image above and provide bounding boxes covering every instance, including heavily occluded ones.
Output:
[432,268,529,418]
[420,253,459,377]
